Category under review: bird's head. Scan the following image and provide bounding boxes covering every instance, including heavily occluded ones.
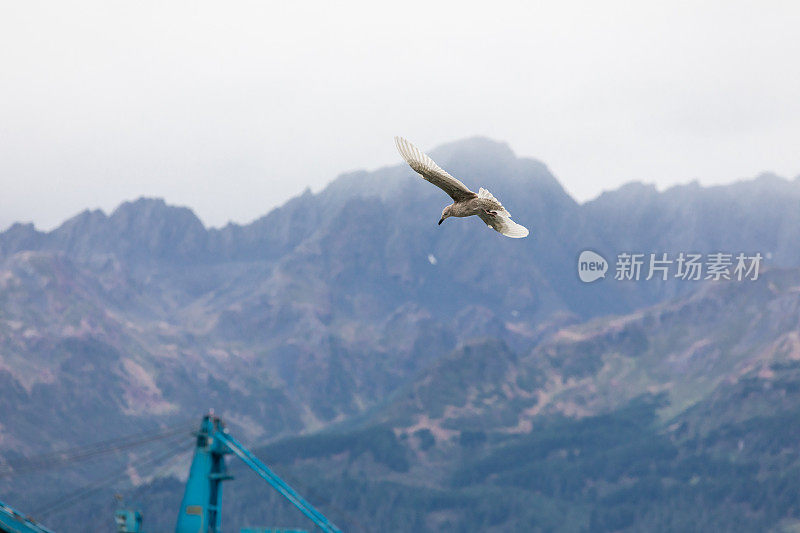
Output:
[439,206,452,225]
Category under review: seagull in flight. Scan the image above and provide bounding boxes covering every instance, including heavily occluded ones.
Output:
[395,137,529,238]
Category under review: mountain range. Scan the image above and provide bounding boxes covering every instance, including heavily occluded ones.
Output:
[1,137,799,531]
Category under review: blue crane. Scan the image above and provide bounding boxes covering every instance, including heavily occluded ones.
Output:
[1,413,338,532]
[175,413,342,533]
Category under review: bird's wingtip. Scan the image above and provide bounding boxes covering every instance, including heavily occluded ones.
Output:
[395,136,414,160]
[504,224,530,238]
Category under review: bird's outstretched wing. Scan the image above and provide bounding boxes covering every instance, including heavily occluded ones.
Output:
[478,210,530,239]
[395,136,477,202]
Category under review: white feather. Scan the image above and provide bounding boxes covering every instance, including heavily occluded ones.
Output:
[478,187,498,202]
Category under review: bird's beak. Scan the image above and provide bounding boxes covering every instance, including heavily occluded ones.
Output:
[438,217,444,225]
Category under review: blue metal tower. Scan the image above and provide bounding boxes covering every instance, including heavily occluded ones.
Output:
[175,413,341,533]
[175,414,234,533]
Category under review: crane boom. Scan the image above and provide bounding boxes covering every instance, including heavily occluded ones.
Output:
[175,413,341,533]
[0,499,56,533]
[216,432,341,533]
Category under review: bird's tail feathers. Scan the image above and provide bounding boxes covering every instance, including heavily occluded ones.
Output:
[498,217,530,238]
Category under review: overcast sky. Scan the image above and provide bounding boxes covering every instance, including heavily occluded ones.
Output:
[1,1,799,231]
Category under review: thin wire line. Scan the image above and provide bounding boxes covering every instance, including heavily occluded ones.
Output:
[32,435,192,519]
[0,420,195,478]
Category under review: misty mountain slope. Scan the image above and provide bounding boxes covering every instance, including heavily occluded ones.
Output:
[0,250,307,443]
[2,137,800,531]
[1,137,798,444]
[582,173,800,304]
[366,268,800,444]
[111,269,800,533]
[3,138,798,323]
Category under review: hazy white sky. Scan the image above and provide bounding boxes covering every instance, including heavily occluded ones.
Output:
[1,1,799,231]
